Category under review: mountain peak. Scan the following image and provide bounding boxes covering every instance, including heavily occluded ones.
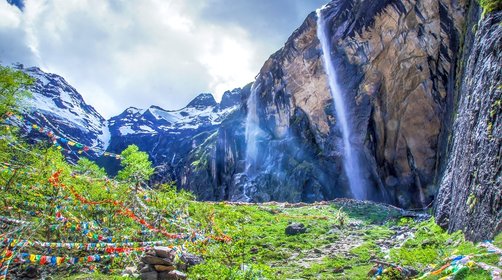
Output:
[186,93,217,109]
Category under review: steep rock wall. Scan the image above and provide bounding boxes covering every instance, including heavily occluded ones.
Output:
[435,9,501,241]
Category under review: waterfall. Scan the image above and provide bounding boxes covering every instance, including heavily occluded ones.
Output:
[316,9,366,200]
[243,83,262,201]
[245,82,260,174]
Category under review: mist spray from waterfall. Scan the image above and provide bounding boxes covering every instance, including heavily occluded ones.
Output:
[316,8,366,200]
[243,83,262,201]
[245,83,260,173]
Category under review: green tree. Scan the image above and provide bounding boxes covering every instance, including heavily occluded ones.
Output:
[0,66,34,190]
[0,65,33,116]
[75,157,107,178]
[117,144,154,190]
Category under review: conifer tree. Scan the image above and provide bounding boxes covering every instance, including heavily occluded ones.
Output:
[117,144,154,191]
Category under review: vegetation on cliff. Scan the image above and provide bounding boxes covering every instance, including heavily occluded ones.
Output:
[479,0,502,14]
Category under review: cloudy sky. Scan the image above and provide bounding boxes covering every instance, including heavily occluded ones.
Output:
[0,0,326,118]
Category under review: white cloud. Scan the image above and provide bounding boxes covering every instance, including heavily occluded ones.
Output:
[0,0,324,118]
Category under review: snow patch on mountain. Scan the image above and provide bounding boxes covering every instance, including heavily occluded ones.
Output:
[17,65,110,153]
[110,92,241,135]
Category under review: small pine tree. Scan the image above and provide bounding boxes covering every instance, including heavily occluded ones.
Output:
[117,144,154,191]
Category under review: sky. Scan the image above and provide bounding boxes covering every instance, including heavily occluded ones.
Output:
[0,0,327,118]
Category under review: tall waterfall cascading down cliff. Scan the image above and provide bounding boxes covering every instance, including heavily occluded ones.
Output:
[316,8,366,200]
[244,82,262,201]
[245,83,260,174]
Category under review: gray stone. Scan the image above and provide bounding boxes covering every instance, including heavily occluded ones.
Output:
[285,223,306,235]
[140,271,158,280]
[141,255,174,266]
[158,270,187,280]
[140,264,154,273]
[180,253,203,266]
[154,246,176,260]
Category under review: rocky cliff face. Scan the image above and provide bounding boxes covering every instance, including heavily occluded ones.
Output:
[182,0,469,208]
[435,8,501,241]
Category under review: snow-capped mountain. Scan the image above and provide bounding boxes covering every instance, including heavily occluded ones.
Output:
[108,93,241,136]
[104,89,248,178]
[17,65,249,180]
[16,65,110,157]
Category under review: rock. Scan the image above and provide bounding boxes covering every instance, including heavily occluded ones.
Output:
[140,264,154,273]
[285,223,307,235]
[141,255,174,266]
[154,265,176,272]
[145,249,156,256]
[21,266,38,278]
[333,267,344,273]
[158,270,187,280]
[435,10,502,241]
[154,246,176,260]
[250,247,259,254]
[140,271,158,280]
[180,252,203,266]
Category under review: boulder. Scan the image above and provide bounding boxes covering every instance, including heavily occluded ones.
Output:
[285,223,307,235]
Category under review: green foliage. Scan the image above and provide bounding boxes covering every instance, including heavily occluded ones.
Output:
[494,232,502,247]
[0,65,33,116]
[350,241,381,262]
[117,144,154,186]
[389,219,455,266]
[478,0,502,14]
[189,260,272,280]
[75,158,107,178]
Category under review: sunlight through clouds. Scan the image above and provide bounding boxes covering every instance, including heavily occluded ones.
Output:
[0,0,326,117]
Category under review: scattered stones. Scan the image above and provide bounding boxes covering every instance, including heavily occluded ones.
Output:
[285,223,307,235]
[138,247,197,280]
[250,247,259,254]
